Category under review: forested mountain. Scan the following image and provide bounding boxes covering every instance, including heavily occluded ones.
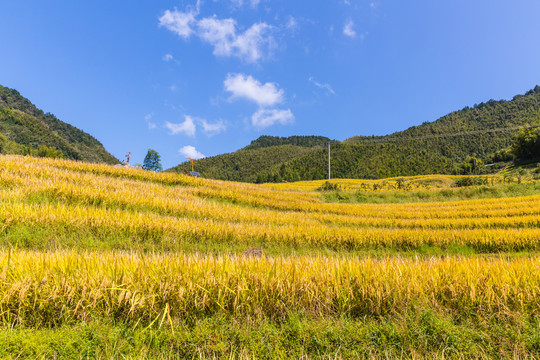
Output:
[0,85,118,164]
[169,141,323,182]
[168,135,333,182]
[169,86,540,182]
[244,135,331,150]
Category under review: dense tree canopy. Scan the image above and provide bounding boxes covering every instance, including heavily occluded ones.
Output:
[511,126,540,161]
[244,135,331,150]
[143,149,162,172]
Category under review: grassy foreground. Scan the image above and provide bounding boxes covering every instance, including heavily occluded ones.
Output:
[3,313,540,359]
[3,251,540,326]
[1,155,540,358]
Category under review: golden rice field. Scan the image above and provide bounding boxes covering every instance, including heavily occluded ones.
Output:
[1,154,540,357]
[263,173,522,192]
[264,174,462,192]
[1,155,540,252]
[2,250,540,327]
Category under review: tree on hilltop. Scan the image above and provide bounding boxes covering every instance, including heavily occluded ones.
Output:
[142,149,162,171]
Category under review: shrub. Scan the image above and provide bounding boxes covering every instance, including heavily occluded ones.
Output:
[454,177,488,187]
[317,181,340,191]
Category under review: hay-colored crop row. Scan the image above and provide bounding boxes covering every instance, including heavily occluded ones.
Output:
[264,174,508,192]
[1,155,540,251]
[3,155,539,218]
[4,198,540,251]
[1,250,540,327]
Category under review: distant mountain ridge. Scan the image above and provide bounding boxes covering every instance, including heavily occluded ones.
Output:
[0,85,118,164]
[243,135,331,150]
[169,86,540,182]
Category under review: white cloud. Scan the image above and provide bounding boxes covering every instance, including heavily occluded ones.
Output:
[231,23,273,63]
[343,20,356,38]
[165,116,196,136]
[179,145,206,160]
[159,5,274,63]
[197,17,237,56]
[158,9,197,39]
[197,17,273,63]
[144,113,157,130]
[224,73,284,107]
[286,16,298,30]
[200,118,226,135]
[223,73,293,129]
[251,108,294,128]
[309,77,336,95]
[162,53,174,62]
[165,115,226,137]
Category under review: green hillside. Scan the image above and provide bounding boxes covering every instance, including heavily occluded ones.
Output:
[244,135,331,150]
[168,136,332,182]
[169,143,318,182]
[170,86,540,182]
[0,85,118,164]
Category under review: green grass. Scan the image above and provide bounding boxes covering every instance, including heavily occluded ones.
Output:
[4,223,540,257]
[1,312,539,359]
[322,181,540,204]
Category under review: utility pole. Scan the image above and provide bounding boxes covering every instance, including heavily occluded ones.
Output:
[327,142,331,180]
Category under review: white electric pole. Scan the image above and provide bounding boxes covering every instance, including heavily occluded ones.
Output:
[328,142,331,180]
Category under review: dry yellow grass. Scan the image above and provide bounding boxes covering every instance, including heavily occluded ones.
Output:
[1,155,540,252]
[1,250,540,327]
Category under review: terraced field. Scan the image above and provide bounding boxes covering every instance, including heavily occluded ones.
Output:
[1,155,540,358]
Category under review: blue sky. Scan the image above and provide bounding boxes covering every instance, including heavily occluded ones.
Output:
[1,0,539,168]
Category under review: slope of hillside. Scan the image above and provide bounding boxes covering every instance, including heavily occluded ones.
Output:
[169,136,331,182]
[0,85,118,164]
[170,86,540,182]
